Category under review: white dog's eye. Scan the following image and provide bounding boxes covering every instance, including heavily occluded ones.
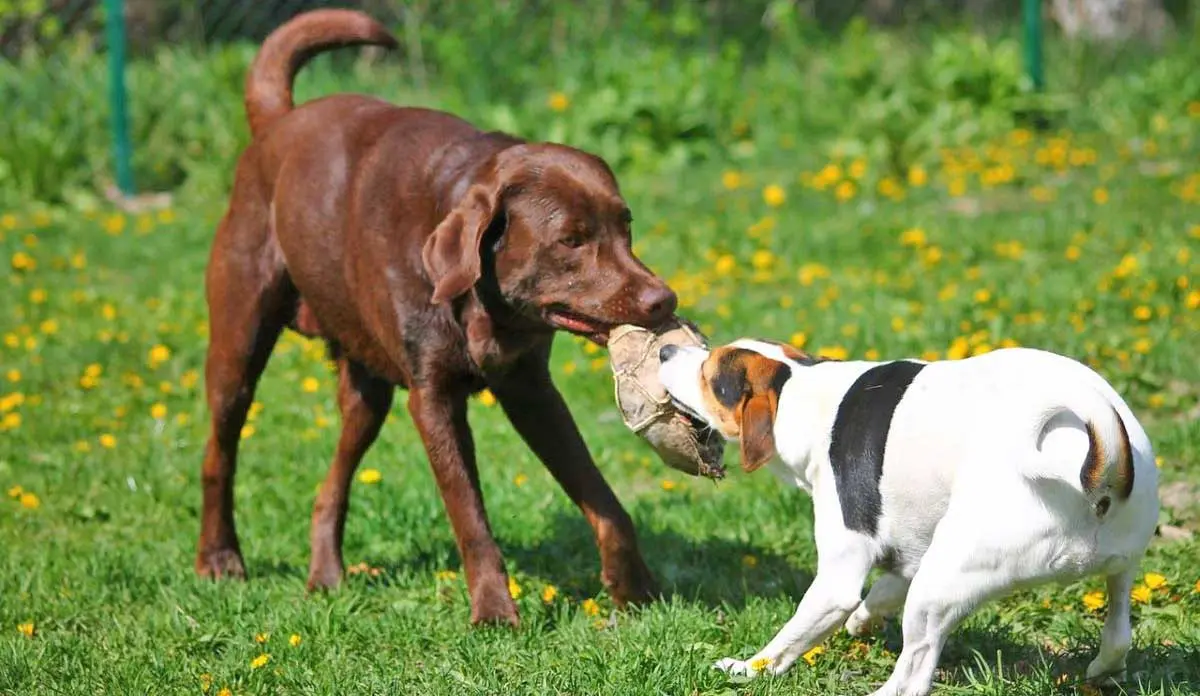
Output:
[712,372,743,407]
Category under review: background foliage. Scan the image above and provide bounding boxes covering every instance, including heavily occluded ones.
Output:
[0,0,1198,207]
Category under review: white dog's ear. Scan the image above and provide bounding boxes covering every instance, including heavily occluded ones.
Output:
[739,395,776,472]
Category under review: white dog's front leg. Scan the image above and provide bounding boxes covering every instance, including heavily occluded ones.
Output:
[716,544,872,678]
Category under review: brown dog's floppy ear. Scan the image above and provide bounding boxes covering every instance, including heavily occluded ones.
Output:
[422,181,504,304]
[738,394,777,472]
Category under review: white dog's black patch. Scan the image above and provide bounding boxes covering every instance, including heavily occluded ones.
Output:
[828,360,926,535]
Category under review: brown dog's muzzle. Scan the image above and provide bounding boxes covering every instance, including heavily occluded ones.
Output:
[634,283,678,326]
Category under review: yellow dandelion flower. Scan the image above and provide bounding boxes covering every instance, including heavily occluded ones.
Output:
[742,554,758,568]
[512,472,529,487]
[357,468,382,484]
[435,569,458,581]
[582,598,600,616]
[217,689,231,696]
[751,249,775,271]
[541,585,559,603]
[17,622,34,638]
[478,389,497,407]
[7,485,23,499]
[1082,590,1106,611]
[973,289,991,304]
[255,632,269,644]
[1185,290,1200,310]
[1093,187,1109,205]
[817,345,848,361]
[899,228,927,248]
[834,180,856,201]
[1133,305,1152,321]
[762,184,786,207]
[301,377,319,393]
[749,656,773,672]
[802,645,825,665]
[148,344,171,367]
[19,492,39,509]
[1133,338,1152,354]
[1114,255,1138,278]
[99,434,117,449]
[250,653,270,669]
[103,213,126,235]
[547,92,570,112]
[29,288,46,304]
[660,479,677,491]
[1144,572,1167,590]
[789,332,807,349]
[11,251,36,271]
[1130,584,1152,604]
[150,403,168,420]
[508,576,522,599]
[907,165,928,187]
[289,633,302,647]
[721,170,744,190]
[1193,579,1200,594]
[946,337,970,361]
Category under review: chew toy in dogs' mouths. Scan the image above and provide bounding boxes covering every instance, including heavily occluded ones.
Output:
[607,318,725,479]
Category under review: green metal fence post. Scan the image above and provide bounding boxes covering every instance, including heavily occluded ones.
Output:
[1023,0,1045,92]
[104,0,134,195]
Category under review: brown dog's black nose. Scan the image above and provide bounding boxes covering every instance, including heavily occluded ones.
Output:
[659,344,681,363]
[639,284,678,325]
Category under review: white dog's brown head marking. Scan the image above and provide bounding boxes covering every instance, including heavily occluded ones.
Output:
[698,346,791,472]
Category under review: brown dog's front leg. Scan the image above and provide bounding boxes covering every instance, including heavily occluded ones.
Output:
[490,355,658,607]
[408,385,518,626]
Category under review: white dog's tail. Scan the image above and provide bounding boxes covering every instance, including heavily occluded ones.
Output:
[1024,389,1135,515]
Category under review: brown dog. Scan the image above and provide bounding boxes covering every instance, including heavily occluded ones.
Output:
[197,9,677,626]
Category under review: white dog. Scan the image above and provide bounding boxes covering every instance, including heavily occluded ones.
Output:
[658,340,1159,696]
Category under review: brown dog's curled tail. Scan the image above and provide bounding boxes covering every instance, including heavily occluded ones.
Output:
[245,9,397,137]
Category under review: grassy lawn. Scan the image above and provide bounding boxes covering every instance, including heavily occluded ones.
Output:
[3,60,1200,696]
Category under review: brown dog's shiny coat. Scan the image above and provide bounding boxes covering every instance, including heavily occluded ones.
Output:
[198,10,677,625]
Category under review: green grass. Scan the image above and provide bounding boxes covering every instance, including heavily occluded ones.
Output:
[3,50,1200,696]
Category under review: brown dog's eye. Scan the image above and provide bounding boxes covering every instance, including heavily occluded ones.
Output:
[559,236,586,249]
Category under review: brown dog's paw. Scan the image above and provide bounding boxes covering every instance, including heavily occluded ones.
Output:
[305,560,343,592]
[603,555,659,607]
[469,580,520,627]
[195,547,247,580]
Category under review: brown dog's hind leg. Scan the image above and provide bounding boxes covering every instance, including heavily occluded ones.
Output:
[408,384,519,626]
[308,358,393,590]
[196,198,293,581]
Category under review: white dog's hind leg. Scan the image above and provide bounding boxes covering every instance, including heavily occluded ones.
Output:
[716,539,873,678]
[1086,568,1134,682]
[845,572,910,637]
[868,533,1019,696]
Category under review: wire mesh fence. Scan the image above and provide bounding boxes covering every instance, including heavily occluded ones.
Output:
[0,0,1193,206]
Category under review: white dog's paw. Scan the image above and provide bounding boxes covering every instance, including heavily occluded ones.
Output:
[844,611,884,637]
[714,656,777,678]
[713,657,751,675]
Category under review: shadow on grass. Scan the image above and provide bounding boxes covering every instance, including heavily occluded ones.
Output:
[242,508,1196,693]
